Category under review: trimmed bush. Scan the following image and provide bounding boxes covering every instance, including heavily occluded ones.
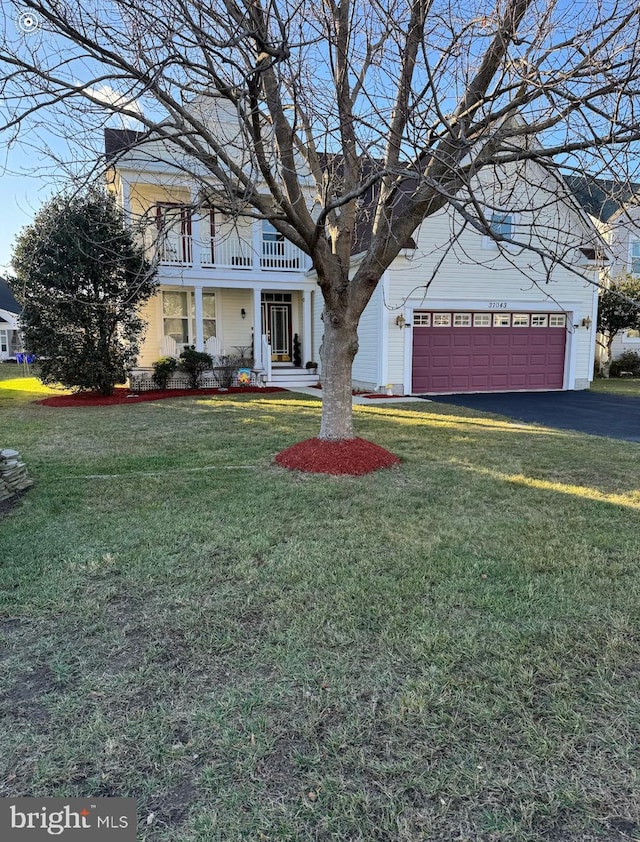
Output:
[152,356,178,390]
[179,346,213,389]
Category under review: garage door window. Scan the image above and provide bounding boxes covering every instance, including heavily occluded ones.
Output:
[453,313,472,327]
[493,314,511,326]
[549,315,566,327]
[512,314,530,327]
[433,313,451,326]
[413,312,431,326]
[531,314,548,327]
[474,313,491,326]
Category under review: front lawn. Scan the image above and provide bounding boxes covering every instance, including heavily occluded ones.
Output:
[590,376,640,397]
[1,375,640,841]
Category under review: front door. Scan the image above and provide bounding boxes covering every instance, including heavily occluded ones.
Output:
[262,302,292,362]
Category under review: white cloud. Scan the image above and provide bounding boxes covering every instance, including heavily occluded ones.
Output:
[85,84,145,129]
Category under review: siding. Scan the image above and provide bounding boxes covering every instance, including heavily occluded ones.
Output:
[216,289,254,355]
[138,295,162,366]
[352,286,381,387]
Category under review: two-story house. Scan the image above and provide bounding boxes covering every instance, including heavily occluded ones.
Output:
[107,120,604,395]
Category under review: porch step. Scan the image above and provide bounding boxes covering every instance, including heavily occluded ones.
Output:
[268,368,319,387]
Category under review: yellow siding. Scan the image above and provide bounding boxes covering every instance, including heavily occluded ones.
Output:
[137,294,162,366]
[217,289,254,355]
[128,183,191,225]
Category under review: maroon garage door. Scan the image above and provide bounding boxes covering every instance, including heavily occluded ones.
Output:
[411,311,567,394]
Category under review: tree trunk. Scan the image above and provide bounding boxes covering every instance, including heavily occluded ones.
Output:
[319,307,359,441]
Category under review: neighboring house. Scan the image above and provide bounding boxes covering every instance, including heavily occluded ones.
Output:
[567,177,640,366]
[106,116,603,395]
[0,276,21,361]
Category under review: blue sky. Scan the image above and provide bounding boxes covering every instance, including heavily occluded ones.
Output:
[0,144,58,276]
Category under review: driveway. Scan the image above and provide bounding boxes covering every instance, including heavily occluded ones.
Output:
[423,391,640,443]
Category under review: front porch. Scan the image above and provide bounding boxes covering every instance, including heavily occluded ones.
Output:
[136,283,318,386]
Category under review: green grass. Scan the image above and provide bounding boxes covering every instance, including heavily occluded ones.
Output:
[1,366,640,841]
[590,377,640,397]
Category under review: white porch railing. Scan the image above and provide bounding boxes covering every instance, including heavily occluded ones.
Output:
[261,334,272,382]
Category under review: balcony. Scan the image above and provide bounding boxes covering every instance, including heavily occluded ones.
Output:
[144,221,307,273]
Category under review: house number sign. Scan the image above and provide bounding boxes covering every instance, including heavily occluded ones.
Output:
[488,301,508,309]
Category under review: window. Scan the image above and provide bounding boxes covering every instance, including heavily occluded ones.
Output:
[512,314,530,327]
[162,290,216,346]
[262,292,292,302]
[413,312,431,326]
[433,313,451,326]
[490,213,513,239]
[493,314,511,327]
[549,314,566,327]
[531,314,548,327]
[631,240,640,274]
[474,313,491,327]
[483,212,517,250]
[453,313,472,327]
[163,291,189,345]
[262,220,284,242]
[625,329,640,339]
[0,330,7,353]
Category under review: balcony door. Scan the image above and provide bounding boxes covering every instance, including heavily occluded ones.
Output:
[262,293,292,362]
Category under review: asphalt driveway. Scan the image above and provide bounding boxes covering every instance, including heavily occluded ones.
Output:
[424,390,640,442]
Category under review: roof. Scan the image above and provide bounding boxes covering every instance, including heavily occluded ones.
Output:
[564,176,640,223]
[104,128,146,164]
[0,277,20,315]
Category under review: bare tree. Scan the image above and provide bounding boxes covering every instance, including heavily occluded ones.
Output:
[2,0,640,440]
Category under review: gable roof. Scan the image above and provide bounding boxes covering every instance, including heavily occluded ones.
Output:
[0,277,20,315]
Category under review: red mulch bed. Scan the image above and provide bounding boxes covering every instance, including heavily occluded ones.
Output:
[37,386,285,407]
[274,437,400,476]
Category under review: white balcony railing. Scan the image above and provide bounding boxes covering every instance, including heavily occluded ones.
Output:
[145,228,305,272]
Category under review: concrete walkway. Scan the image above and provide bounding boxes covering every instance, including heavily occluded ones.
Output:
[286,386,426,405]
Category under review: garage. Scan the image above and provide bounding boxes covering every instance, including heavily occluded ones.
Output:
[411,311,567,394]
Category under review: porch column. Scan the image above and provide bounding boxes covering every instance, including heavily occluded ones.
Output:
[302,290,312,365]
[253,287,263,369]
[193,285,204,351]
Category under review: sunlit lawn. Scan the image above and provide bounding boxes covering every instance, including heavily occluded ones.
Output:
[1,364,640,841]
[590,377,640,397]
